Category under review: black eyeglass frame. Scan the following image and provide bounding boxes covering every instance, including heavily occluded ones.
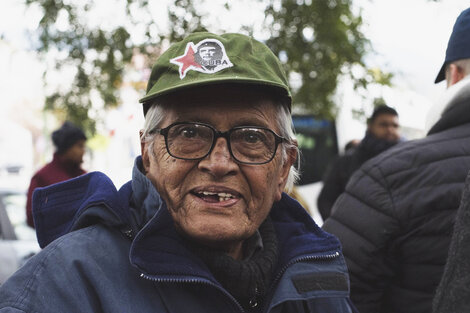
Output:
[151,122,287,165]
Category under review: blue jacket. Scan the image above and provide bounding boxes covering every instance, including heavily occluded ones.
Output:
[0,158,357,313]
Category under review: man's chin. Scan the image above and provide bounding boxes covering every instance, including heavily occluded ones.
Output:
[180,224,249,247]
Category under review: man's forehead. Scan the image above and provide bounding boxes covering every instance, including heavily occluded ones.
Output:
[372,114,399,126]
[375,113,398,120]
[162,103,279,131]
[159,87,278,122]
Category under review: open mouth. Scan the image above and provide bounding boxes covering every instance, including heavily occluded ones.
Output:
[192,190,239,203]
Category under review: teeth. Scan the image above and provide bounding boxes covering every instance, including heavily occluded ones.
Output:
[218,193,235,202]
[198,191,235,201]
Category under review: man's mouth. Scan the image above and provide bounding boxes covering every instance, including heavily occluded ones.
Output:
[192,190,239,203]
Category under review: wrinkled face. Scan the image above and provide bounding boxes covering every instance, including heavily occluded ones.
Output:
[141,86,295,258]
[62,139,86,165]
[368,114,400,142]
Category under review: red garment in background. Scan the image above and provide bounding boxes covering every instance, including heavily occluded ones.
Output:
[26,153,86,228]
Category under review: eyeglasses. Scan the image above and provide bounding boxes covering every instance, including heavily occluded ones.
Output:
[151,122,286,165]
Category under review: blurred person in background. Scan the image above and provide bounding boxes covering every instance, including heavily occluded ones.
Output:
[323,7,470,313]
[317,105,400,221]
[344,139,360,153]
[26,121,87,228]
[0,33,357,312]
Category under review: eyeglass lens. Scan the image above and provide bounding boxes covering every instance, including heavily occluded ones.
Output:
[165,123,277,164]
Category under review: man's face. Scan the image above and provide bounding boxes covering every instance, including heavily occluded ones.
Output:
[141,86,295,258]
[368,114,400,142]
[62,139,86,165]
[199,46,216,61]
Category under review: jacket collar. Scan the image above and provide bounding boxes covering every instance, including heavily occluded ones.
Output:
[33,170,131,248]
[427,76,470,135]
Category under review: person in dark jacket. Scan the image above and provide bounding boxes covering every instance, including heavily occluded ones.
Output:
[432,171,470,313]
[323,7,470,313]
[0,33,357,313]
[317,105,400,221]
[25,121,87,228]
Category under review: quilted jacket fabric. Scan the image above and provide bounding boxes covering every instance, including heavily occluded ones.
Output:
[323,80,470,313]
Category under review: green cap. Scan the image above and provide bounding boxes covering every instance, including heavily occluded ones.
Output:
[139,32,291,110]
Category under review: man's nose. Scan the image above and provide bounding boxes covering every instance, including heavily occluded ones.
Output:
[198,138,238,177]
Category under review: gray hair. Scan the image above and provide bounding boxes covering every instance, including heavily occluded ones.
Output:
[141,101,300,192]
[445,58,470,85]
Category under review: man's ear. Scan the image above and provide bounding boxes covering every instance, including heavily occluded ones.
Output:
[140,130,150,173]
[448,63,465,87]
[275,144,298,201]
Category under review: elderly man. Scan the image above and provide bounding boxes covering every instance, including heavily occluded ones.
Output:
[0,33,356,312]
[323,7,470,313]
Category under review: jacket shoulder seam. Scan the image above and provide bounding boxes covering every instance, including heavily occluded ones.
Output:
[365,126,470,178]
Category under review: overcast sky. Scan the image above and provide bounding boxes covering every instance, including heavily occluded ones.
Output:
[358,0,469,100]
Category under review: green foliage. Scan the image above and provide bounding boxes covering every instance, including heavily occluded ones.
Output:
[372,97,387,108]
[264,0,386,120]
[167,0,207,42]
[25,0,136,135]
[24,0,391,134]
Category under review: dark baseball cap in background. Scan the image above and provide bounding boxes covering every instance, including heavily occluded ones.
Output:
[435,7,470,83]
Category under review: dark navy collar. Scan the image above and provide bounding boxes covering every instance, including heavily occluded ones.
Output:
[130,190,341,282]
[33,171,131,248]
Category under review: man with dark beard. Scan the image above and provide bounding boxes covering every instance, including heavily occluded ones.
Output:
[317,105,400,221]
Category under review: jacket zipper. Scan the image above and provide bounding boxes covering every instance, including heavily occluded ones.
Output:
[271,251,340,288]
[139,273,246,313]
[140,251,339,313]
[261,251,340,313]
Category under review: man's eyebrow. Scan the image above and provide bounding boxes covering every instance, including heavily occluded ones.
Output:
[230,119,272,129]
[378,121,399,127]
[170,117,271,128]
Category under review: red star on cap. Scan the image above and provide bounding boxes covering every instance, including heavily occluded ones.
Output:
[170,44,202,79]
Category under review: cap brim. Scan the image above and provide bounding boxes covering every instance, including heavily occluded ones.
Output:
[434,62,446,83]
[139,77,291,104]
